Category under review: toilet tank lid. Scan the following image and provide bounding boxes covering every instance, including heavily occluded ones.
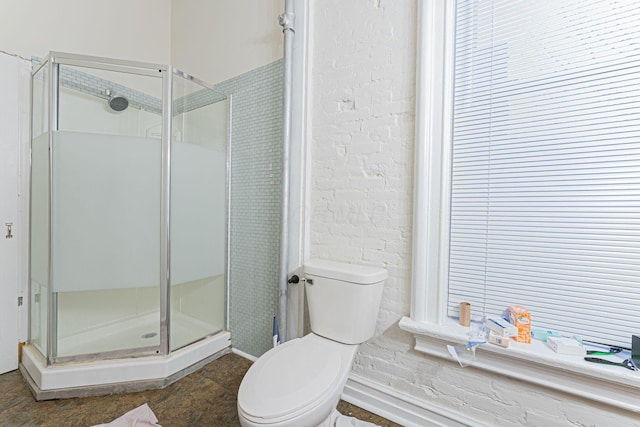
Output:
[303,259,387,284]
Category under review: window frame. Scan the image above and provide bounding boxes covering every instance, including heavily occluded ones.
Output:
[401,0,640,412]
[408,0,452,325]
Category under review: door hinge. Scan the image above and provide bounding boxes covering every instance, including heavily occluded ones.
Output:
[18,296,23,306]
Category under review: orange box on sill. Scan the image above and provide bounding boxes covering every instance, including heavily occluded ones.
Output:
[507,305,531,343]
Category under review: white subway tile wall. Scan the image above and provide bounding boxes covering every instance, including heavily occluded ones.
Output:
[217,59,284,358]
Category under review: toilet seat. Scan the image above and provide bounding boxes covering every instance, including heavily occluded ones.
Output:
[237,334,357,425]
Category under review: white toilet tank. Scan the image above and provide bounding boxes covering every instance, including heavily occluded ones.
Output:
[303,259,387,345]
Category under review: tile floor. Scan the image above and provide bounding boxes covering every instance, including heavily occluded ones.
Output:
[0,352,402,427]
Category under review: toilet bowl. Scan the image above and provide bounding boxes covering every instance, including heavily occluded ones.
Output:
[237,334,357,427]
[237,259,387,427]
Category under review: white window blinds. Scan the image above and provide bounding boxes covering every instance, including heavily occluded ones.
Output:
[447,0,640,347]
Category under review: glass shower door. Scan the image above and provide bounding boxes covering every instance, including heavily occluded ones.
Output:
[54,64,164,358]
[44,61,165,360]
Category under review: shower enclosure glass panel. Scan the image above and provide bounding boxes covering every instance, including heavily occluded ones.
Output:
[170,73,227,351]
[29,52,229,364]
[30,62,49,356]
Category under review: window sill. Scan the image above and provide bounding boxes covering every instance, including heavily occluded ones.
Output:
[399,316,640,413]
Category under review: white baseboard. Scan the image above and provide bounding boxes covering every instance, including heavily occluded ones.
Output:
[341,373,484,427]
[232,347,258,362]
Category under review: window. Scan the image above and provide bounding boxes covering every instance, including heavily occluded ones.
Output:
[446,0,640,348]
[402,0,640,410]
[427,0,640,347]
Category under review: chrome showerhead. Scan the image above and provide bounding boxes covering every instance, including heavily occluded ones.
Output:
[105,89,129,112]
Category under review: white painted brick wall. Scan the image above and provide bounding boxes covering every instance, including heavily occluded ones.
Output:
[308,0,640,425]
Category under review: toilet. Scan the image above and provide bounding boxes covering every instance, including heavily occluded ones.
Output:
[237,259,387,427]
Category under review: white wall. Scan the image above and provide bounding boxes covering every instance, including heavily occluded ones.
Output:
[0,0,171,62]
[0,0,283,85]
[170,0,284,85]
[307,1,640,425]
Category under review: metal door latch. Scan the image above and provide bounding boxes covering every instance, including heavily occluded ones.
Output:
[5,223,13,239]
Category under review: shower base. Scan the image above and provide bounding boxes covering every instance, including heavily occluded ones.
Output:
[20,326,230,400]
[56,311,220,357]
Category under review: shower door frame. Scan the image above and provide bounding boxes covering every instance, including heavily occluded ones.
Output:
[30,52,230,365]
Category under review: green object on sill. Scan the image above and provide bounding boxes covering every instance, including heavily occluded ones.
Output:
[531,327,563,342]
[586,348,623,356]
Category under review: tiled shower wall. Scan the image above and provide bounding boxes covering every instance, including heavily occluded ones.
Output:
[215,59,284,358]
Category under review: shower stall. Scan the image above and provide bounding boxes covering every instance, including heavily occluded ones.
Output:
[22,52,231,397]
